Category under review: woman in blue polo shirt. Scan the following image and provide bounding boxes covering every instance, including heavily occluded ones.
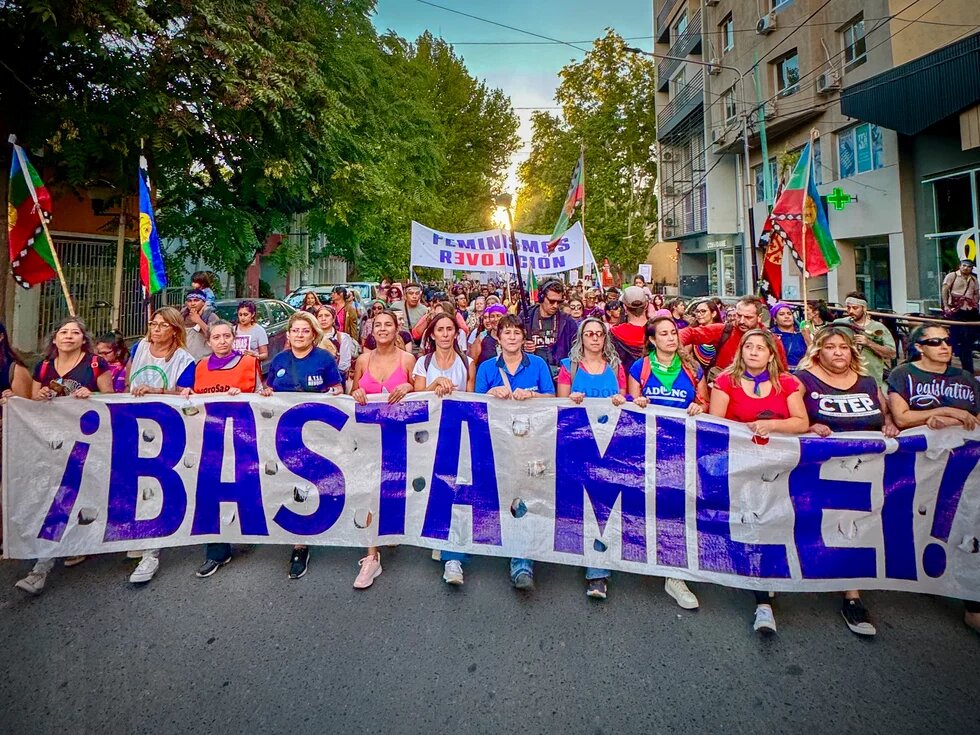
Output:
[474,314,554,590]
[555,317,626,601]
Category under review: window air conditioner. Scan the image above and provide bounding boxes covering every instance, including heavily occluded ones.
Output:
[663,216,676,227]
[756,13,776,35]
[705,0,719,6]
[661,150,675,162]
[816,71,841,94]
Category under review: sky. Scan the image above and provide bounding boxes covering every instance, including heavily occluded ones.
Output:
[372,0,653,194]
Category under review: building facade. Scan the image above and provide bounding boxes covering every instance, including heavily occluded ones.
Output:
[655,0,979,309]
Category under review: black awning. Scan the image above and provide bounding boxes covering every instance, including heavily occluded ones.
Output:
[841,31,980,135]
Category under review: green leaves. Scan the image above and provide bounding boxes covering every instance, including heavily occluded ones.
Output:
[516,31,658,276]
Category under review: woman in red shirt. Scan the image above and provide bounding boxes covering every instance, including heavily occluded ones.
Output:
[709,329,807,635]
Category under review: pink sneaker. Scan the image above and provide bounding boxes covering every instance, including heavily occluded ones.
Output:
[353,552,382,589]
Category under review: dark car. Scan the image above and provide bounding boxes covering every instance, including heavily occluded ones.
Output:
[213,298,296,372]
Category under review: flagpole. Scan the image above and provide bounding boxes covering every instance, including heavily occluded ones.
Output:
[800,129,818,312]
[10,138,75,317]
[580,144,587,286]
[111,195,126,330]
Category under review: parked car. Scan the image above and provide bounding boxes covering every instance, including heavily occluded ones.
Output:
[284,282,380,311]
[213,298,296,372]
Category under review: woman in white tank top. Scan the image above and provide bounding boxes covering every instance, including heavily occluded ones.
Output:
[411,312,475,395]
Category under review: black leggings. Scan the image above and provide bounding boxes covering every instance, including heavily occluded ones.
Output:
[754,590,770,604]
[965,599,980,614]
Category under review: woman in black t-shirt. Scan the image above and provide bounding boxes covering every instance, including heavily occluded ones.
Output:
[15,317,112,596]
[31,317,112,399]
[795,327,900,638]
[887,325,980,634]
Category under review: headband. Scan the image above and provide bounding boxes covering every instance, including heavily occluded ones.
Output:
[844,297,868,307]
[485,304,508,315]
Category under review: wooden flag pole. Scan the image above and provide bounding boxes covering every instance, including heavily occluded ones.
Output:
[9,136,75,317]
[580,144,587,285]
[110,196,126,330]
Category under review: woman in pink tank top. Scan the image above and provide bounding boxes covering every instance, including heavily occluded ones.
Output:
[349,309,417,590]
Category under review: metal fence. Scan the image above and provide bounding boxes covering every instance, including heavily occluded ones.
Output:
[37,237,146,345]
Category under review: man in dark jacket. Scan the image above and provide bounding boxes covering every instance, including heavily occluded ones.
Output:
[522,279,577,376]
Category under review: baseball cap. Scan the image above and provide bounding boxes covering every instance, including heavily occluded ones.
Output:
[623,286,647,307]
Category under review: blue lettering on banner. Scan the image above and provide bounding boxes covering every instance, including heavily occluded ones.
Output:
[922,439,980,578]
[272,402,348,535]
[192,402,267,537]
[881,434,928,580]
[439,250,452,264]
[655,416,688,568]
[695,421,790,578]
[788,437,885,579]
[421,400,502,545]
[104,402,188,542]
[554,407,647,563]
[355,401,430,536]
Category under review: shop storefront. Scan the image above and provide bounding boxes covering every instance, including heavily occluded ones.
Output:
[677,234,743,298]
[924,166,980,295]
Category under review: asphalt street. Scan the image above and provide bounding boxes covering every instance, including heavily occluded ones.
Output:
[0,544,976,735]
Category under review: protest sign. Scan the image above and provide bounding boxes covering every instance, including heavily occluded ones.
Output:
[410,221,596,276]
[3,394,979,600]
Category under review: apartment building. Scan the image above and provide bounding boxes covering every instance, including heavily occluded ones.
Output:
[655,0,980,310]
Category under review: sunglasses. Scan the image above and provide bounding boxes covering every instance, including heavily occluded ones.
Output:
[917,337,951,347]
[582,330,604,338]
[544,296,562,305]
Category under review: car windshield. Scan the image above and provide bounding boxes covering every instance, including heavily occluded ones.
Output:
[214,304,238,322]
[285,292,328,308]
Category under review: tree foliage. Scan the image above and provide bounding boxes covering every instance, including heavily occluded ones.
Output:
[0,0,519,299]
[515,31,658,274]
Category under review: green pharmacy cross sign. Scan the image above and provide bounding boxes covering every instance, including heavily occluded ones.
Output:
[826,187,855,211]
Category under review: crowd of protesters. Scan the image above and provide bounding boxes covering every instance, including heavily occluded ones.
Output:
[1,271,978,640]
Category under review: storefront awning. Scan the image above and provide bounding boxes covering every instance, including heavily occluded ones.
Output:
[840,31,980,136]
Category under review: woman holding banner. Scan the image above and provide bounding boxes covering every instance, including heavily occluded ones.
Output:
[14,317,113,595]
[412,312,476,586]
[123,307,198,585]
[708,329,808,634]
[886,324,980,633]
[795,326,900,636]
[181,320,269,578]
[627,315,706,610]
[350,309,417,589]
[556,317,626,600]
[266,311,344,580]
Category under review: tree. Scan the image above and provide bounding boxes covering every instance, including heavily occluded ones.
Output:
[516,30,657,275]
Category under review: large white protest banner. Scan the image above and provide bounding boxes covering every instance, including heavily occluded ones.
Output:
[3,394,979,599]
[410,221,595,276]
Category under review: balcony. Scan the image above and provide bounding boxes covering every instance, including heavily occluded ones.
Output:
[656,0,680,43]
[656,10,702,92]
[657,69,704,141]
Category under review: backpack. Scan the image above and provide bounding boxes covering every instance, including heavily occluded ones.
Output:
[638,355,706,407]
[38,354,104,392]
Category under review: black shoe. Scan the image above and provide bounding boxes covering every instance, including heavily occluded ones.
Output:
[586,578,608,600]
[841,599,877,636]
[196,556,231,578]
[289,548,310,579]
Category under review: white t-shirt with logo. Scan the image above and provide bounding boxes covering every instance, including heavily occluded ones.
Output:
[233,324,269,354]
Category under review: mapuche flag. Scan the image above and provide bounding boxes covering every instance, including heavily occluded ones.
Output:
[526,260,538,303]
[7,142,57,288]
[546,150,585,252]
[759,140,840,299]
[138,155,167,297]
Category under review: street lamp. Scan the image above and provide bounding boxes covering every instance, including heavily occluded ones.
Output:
[493,193,530,323]
[625,46,761,288]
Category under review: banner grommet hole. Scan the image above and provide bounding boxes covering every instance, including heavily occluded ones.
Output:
[77,507,98,525]
[412,477,426,492]
[593,539,607,552]
[510,498,527,518]
[414,430,429,443]
[354,509,373,529]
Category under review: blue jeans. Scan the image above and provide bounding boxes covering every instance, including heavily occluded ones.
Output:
[206,543,231,562]
[586,567,610,580]
[510,557,533,581]
[442,550,468,563]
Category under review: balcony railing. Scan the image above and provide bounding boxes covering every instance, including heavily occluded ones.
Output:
[656,0,681,43]
[656,10,702,91]
[657,69,704,141]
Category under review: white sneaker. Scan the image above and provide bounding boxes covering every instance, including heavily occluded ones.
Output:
[14,571,47,595]
[753,604,777,633]
[129,555,160,584]
[443,560,464,585]
[664,578,699,609]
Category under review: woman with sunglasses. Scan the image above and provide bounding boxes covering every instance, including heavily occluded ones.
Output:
[266,311,344,580]
[120,307,198,585]
[556,317,627,599]
[350,309,417,589]
[95,331,130,394]
[14,317,113,594]
[709,328,808,634]
[566,297,585,323]
[688,300,723,370]
[795,326,899,636]
[232,300,269,362]
[887,324,980,634]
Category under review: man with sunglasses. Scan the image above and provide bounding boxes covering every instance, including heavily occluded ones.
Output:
[523,279,576,376]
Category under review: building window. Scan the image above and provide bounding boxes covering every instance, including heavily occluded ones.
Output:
[772,0,794,9]
[775,52,800,97]
[724,87,737,123]
[721,14,734,53]
[838,123,884,178]
[842,15,867,69]
[670,66,686,100]
[754,158,778,203]
[672,10,688,44]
